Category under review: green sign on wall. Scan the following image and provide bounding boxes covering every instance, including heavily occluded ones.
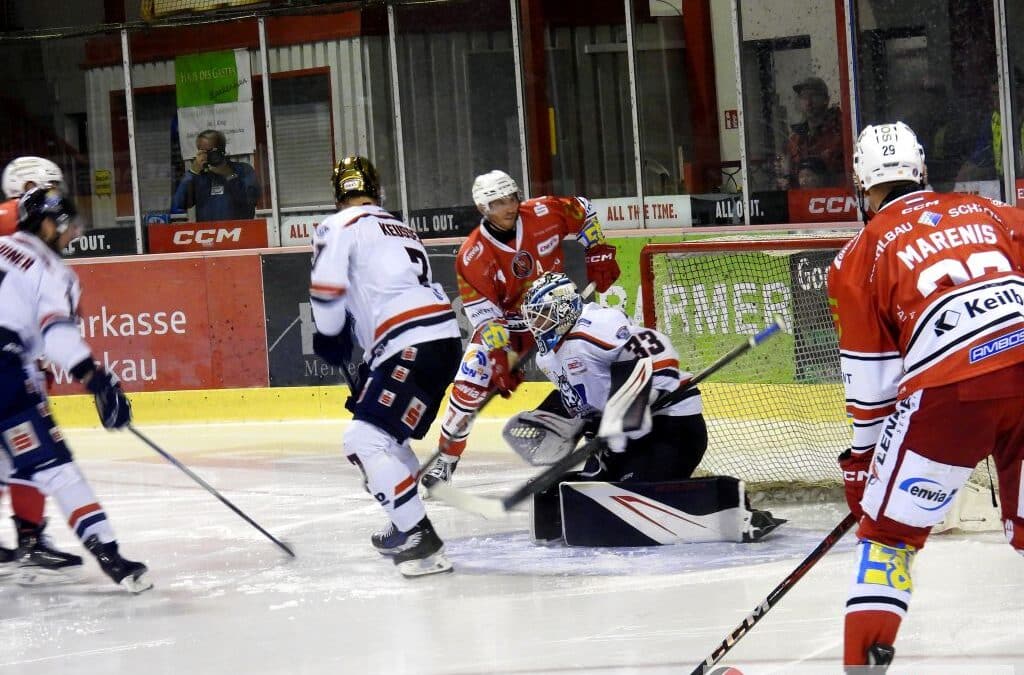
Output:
[175,50,240,108]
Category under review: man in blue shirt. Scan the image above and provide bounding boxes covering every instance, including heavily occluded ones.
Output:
[172,129,260,221]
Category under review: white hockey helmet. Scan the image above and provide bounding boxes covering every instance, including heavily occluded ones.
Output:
[471,170,519,210]
[521,272,583,355]
[2,156,64,199]
[853,122,925,191]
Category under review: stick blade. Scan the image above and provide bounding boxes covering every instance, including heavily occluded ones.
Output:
[429,482,509,520]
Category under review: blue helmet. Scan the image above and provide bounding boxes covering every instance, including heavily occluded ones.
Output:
[521,272,583,355]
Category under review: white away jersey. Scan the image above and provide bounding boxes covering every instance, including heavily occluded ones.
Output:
[535,303,701,419]
[309,204,460,368]
[0,232,92,379]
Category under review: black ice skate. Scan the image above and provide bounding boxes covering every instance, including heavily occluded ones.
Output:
[742,509,787,543]
[844,642,895,673]
[391,517,453,578]
[84,535,153,594]
[13,516,84,584]
[420,453,458,496]
[371,521,415,556]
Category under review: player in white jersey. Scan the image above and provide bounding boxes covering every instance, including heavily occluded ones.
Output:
[0,188,150,592]
[512,273,785,545]
[522,272,706,480]
[309,156,462,578]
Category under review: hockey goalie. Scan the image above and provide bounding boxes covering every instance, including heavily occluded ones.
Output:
[509,272,786,547]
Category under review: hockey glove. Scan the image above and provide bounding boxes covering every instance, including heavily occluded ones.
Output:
[343,361,370,413]
[490,347,523,398]
[838,448,873,519]
[584,243,620,293]
[85,368,132,430]
[313,329,354,367]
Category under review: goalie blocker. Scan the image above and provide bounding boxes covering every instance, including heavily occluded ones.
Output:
[531,476,786,546]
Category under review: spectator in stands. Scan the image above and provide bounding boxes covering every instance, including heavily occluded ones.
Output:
[795,157,829,188]
[781,77,846,189]
[172,130,259,222]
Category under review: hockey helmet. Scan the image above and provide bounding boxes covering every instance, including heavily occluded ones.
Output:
[472,170,519,210]
[521,272,583,355]
[853,122,926,191]
[18,187,78,238]
[2,156,64,200]
[333,155,381,203]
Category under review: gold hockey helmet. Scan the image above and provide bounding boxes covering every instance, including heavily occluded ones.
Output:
[332,155,381,203]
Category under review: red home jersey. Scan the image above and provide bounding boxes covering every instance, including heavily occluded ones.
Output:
[828,190,1024,451]
[456,195,588,330]
[0,198,18,235]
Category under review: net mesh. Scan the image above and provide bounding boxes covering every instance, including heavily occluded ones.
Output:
[642,235,996,495]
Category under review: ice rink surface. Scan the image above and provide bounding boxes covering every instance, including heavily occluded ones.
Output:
[0,420,1021,675]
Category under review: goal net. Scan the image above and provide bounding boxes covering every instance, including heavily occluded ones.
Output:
[640,235,852,494]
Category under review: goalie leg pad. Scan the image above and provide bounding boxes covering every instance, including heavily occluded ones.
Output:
[559,477,752,546]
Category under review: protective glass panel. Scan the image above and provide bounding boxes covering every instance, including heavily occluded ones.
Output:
[392,0,521,239]
[739,0,854,225]
[855,0,1002,199]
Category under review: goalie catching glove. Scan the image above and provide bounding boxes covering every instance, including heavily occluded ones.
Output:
[838,448,873,519]
[72,359,131,430]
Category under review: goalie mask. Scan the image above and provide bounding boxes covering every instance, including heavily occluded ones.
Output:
[522,272,583,355]
[853,122,926,191]
[333,155,381,203]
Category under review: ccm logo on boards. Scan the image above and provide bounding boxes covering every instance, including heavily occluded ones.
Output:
[147,220,268,253]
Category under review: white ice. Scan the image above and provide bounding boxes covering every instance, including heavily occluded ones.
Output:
[0,420,1021,675]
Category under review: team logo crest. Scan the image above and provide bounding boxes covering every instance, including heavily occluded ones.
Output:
[511,250,535,278]
[616,326,630,340]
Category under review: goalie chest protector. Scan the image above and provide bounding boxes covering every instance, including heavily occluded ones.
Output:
[559,477,748,546]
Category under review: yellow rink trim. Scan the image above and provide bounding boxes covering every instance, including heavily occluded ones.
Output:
[47,383,556,427]
[48,382,848,426]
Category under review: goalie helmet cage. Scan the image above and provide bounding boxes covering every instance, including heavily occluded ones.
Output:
[639,235,995,497]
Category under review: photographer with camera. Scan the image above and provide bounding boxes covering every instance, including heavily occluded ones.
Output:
[172,129,259,222]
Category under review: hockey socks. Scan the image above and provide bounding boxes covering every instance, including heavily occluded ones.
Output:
[345,421,425,532]
[8,481,45,523]
[33,463,116,545]
[844,539,914,666]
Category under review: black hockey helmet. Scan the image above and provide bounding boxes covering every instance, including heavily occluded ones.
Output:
[332,155,381,203]
[17,187,77,236]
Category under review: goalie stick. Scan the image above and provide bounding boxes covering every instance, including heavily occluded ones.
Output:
[689,511,857,674]
[429,315,787,518]
[128,426,295,558]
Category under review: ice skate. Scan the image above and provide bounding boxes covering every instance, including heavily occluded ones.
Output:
[742,509,787,543]
[370,521,416,556]
[420,453,459,496]
[84,535,153,594]
[13,517,84,585]
[392,518,453,578]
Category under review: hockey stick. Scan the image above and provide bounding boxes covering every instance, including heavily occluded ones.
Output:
[428,316,787,519]
[689,511,857,675]
[128,426,295,558]
[415,280,599,481]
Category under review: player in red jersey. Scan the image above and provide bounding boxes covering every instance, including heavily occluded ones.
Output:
[0,157,64,235]
[828,122,1024,670]
[420,170,620,491]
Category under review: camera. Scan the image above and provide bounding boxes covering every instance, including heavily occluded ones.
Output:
[206,148,226,167]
